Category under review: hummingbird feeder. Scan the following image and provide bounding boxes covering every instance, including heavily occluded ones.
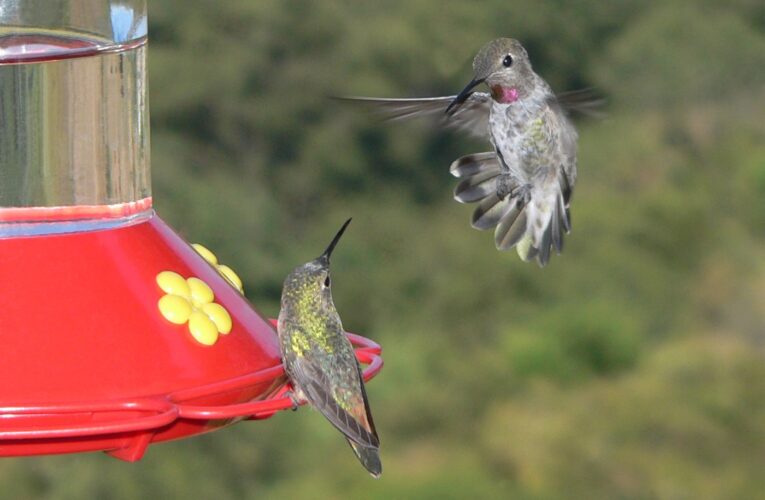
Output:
[0,0,382,462]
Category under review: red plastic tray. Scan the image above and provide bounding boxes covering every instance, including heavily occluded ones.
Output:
[0,215,383,461]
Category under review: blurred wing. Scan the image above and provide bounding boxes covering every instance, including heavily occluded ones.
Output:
[291,355,379,448]
[335,93,492,139]
[550,88,607,119]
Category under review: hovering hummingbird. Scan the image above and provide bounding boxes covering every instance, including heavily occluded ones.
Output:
[342,38,602,266]
[277,219,382,477]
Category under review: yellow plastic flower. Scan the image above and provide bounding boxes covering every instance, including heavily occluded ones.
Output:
[156,271,233,346]
[191,243,244,295]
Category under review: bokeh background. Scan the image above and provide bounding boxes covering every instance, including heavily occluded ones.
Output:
[3,0,765,498]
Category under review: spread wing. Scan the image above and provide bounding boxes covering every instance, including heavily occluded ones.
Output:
[334,93,492,139]
[290,354,379,448]
[549,88,607,119]
[336,88,604,139]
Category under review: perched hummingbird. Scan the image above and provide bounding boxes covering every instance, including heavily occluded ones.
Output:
[342,38,601,266]
[277,219,382,478]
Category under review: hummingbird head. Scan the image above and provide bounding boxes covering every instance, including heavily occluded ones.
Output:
[280,218,352,312]
[446,38,534,115]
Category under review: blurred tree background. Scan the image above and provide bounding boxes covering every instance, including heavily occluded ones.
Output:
[3,0,765,498]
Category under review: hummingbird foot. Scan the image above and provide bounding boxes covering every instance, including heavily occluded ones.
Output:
[497,176,532,208]
[512,184,533,208]
[285,390,305,411]
[496,174,513,200]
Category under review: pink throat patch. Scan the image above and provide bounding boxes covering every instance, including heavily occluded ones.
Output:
[492,85,519,104]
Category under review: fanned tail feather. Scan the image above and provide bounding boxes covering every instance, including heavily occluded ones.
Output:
[514,189,570,267]
[450,152,499,179]
[450,153,572,267]
[454,170,499,203]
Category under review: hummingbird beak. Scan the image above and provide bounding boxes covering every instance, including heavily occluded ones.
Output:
[319,218,352,264]
[445,77,485,116]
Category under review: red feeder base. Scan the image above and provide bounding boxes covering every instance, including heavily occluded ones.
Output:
[0,214,383,461]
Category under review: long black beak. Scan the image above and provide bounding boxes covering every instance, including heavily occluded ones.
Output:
[445,77,484,116]
[320,218,352,263]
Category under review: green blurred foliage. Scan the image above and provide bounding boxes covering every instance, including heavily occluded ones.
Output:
[3,0,765,498]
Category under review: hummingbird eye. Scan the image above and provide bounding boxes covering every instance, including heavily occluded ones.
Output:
[323,275,331,288]
[502,54,513,67]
